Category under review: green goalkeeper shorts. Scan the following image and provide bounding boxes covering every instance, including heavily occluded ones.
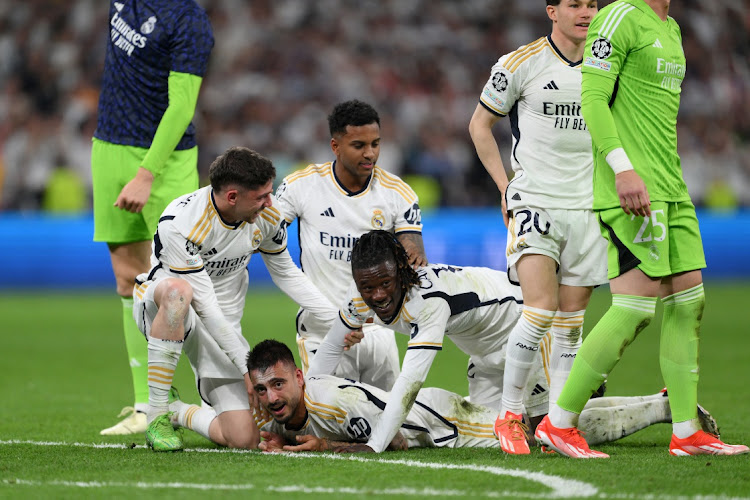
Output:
[596,200,706,279]
[91,138,199,244]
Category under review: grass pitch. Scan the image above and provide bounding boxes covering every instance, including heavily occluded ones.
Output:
[1,284,749,499]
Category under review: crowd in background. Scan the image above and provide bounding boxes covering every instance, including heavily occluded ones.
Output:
[1,0,749,212]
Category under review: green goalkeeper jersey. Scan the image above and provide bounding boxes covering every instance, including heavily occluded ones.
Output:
[581,0,690,209]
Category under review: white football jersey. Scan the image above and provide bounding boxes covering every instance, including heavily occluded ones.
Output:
[139,186,286,322]
[479,36,594,210]
[274,161,422,308]
[339,264,523,359]
[256,374,500,449]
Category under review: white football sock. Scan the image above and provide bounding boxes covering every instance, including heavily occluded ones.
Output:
[549,310,584,407]
[501,306,555,415]
[146,337,183,424]
[169,399,217,441]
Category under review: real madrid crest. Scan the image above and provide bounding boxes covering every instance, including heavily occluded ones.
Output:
[371,209,386,229]
[252,229,262,248]
[141,16,157,34]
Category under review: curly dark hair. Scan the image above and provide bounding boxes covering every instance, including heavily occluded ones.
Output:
[351,230,420,294]
[327,100,380,137]
[247,339,297,374]
[209,146,276,193]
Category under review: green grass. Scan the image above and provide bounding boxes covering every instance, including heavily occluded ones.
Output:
[1,284,749,499]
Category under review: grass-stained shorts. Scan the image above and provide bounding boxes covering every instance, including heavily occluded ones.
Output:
[91,138,199,243]
[596,201,706,279]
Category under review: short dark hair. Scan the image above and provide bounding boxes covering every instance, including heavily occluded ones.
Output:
[247,339,297,374]
[546,0,561,5]
[208,146,276,193]
[327,100,380,137]
[351,230,420,293]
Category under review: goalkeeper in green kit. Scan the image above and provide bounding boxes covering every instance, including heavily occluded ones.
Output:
[534,0,748,458]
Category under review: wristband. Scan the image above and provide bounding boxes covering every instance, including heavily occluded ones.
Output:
[605,148,635,175]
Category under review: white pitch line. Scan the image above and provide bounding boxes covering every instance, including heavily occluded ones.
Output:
[3,440,749,500]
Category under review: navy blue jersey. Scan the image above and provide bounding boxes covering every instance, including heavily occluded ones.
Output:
[94,0,214,150]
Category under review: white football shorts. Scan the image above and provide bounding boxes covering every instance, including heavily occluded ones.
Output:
[506,207,608,287]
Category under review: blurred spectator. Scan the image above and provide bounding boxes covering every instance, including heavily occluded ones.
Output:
[1,0,748,210]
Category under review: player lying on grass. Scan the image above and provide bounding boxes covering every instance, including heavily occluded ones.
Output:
[132,147,338,451]
[304,230,719,453]
[246,339,718,453]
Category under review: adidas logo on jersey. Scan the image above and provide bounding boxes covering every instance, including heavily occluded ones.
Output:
[543,80,559,90]
[531,384,546,395]
[320,207,335,217]
[653,38,663,48]
[204,247,218,256]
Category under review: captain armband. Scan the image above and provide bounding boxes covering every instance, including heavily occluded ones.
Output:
[605,148,635,175]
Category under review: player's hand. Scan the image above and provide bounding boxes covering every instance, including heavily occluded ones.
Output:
[114,167,154,213]
[615,170,651,218]
[343,329,364,351]
[258,431,286,453]
[244,372,261,414]
[282,434,329,452]
[386,431,408,451]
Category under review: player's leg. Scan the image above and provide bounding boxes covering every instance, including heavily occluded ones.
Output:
[137,277,193,451]
[659,203,747,455]
[539,207,669,458]
[550,209,606,408]
[92,139,155,435]
[498,253,557,454]
[185,378,258,449]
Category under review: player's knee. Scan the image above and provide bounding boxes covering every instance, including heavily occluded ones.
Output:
[155,278,193,312]
[224,429,260,449]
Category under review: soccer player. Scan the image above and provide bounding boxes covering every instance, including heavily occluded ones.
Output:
[92,0,213,435]
[132,147,337,451]
[252,340,716,453]
[307,230,715,454]
[273,100,427,391]
[535,0,749,458]
[468,0,605,455]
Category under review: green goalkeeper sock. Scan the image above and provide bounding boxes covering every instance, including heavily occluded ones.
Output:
[660,284,703,424]
[556,295,657,416]
[122,297,149,408]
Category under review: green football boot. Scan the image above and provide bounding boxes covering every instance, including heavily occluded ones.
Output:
[145,413,183,452]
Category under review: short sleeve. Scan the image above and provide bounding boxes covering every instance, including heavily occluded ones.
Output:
[256,207,287,255]
[478,54,525,117]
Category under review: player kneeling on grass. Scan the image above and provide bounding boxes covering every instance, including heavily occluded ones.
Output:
[133,147,337,451]
[305,230,721,454]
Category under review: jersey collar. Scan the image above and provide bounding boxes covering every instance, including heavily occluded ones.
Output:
[547,35,582,67]
[210,189,244,230]
[331,160,373,197]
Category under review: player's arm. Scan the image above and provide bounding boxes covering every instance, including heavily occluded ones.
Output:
[468,103,511,226]
[581,14,649,217]
[261,249,338,324]
[307,316,361,376]
[397,232,428,268]
[115,72,204,213]
[581,72,650,217]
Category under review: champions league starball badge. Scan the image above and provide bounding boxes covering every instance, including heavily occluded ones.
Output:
[492,71,509,92]
[591,38,613,59]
